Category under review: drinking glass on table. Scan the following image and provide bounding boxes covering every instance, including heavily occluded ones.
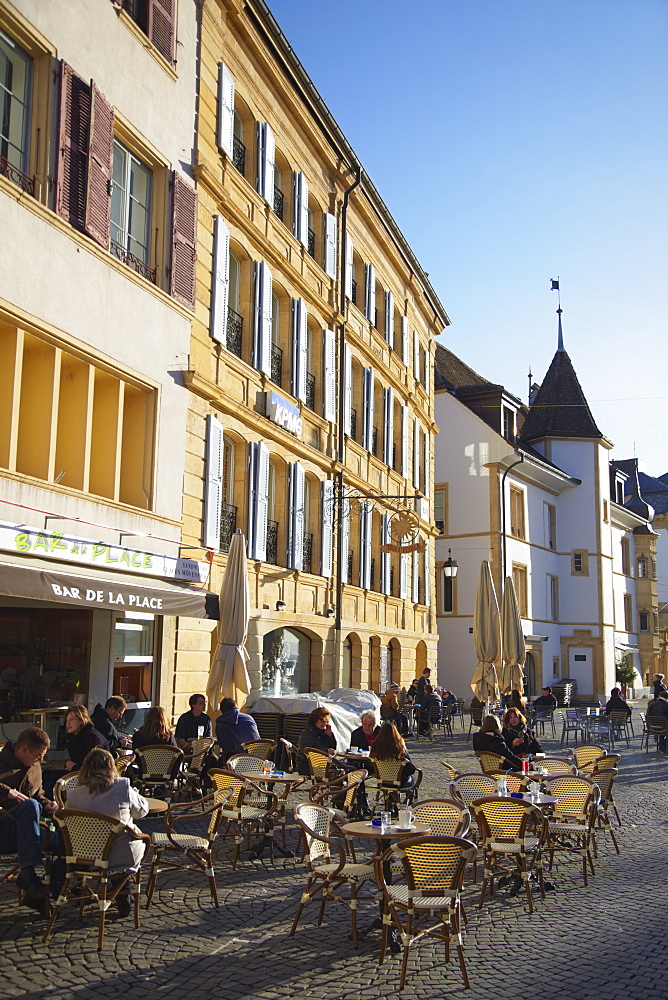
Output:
[381,811,392,833]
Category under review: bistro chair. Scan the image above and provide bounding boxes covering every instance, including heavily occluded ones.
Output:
[54,773,82,808]
[487,772,530,794]
[146,788,233,907]
[43,808,150,950]
[456,699,466,729]
[579,753,621,774]
[290,802,375,947]
[643,716,668,754]
[181,737,216,794]
[588,768,620,856]
[370,758,423,812]
[558,710,584,746]
[569,744,606,770]
[310,769,367,820]
[208,768,278,868]
[475,751,508,774]
[115,753,136,778]
[471,797,547,913]
[228,753,304,846]
[608,711,632,748]
[531,757,576,776]
[376,835,477,989]
[412,798,470,838]
[542,775,600,886]
[233,739,276,761]
[466,705,484,742]
[440,760,460,782]
[132,745,185,801]
[449,773,499,881]
[0,808,20,894]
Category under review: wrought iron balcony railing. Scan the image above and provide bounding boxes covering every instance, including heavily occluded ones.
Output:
[370,557,375,591]
[305,372,316,412]
[372,426,378,457]
[0,155,34,196]
[350,407,357,441]
[110,238,157,284]
[220,503,237,553]
[267,520,279,565]
[233,135,246,175]
[347,552,353,583]
[303,532,313,574]
[307,227,315,258]
[226,307,243,358]
[270,342,283,386]
[273,185,284,221]
[351,279,357,305]
[390,566,395,597]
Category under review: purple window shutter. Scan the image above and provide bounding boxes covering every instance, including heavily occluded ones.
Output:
[148,0,175,63]
[170,172,197,310]
[56,62,91,231]
[85,84,114,248]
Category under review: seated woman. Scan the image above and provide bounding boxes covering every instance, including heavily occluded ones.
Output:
[604,687,632,718]
[132,707,178,750]
[297,707,337,775]
[63,706,110,771]
[66,748,149,916]
[502,708,542,756]
[472,715,524,770]
[369,721,418,803]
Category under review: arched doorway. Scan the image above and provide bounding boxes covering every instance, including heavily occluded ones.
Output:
[369,636,381,692]
[389,638,401,685]
[345,633,363,688]
[524,651,537,698]
[261,628,311,696]
[415,640,428,679]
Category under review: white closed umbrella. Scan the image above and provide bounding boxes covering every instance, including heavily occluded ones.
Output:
[206,530,251,713]
[471,560,501,706]
[500,576,526,696]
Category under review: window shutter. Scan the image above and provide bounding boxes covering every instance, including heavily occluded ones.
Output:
[170,172,197,309]
[413,330,421,381]
[381,512,391,596]
[383,387,394,467]
[248,442,269,561]
[343,343,352,436]
[56,62,91,231]
[424,430,430,499]
[324,213,337,279]
[323,328,336,423]
[210,215,230,345]
[203,414,223,550]
[341,498,350,584]
[85,83,113,248]
[413,419,421,489]
[288,462,305,571]
[363,366,374,452]
[364,263,376,322]
[321,480,334,577]
[401,316,410,366]
[399,552,408,599]
[412,549,420,604]
[217,62,235,158]
[424,540,431,606]
[253,261,272,375]
[360,503,372,590]
[147,0,175,63]
[292,298,308,402]
[401,404,409,478]
[424,345,431,393]
[256,121,275,202]
[384,290,394,346]
[294,171,308,245]
[345,233,353,300]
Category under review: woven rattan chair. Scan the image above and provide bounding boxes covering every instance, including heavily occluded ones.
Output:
[471,797,547,913]
[115,753,136,778]
[543,775,600,886]
[449,773,499,809]
[303,749,332,789]
[43,808,150,950]
[310,769,367,819]
[475,751,508,774]
[146,788,233,907]
[133,745,185,800]
[532,757,576,776]
[412,799,470,837]
[233,739,276,760]
[370,758,423,811]
[208,768,278,867]
[487,772,530,794]
[54,773,82,808]
[376,835,477,989]
[181,737,216,793]
[569,744,606,769]
[440,760,460,781]
[579,752,621,774]
[228,753,305,846]
[589,768,621,855]
[290,802,375,947]
[466,705,484,741]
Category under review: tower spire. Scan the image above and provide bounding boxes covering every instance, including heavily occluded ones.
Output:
[551,278,564,351]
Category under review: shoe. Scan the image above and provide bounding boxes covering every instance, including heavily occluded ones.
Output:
[116,893,132,918]
[23,894,50,917]
[17,868,49,899]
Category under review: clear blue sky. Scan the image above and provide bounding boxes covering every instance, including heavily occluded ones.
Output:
[267,0,668,476]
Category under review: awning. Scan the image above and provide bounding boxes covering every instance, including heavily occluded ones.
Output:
[0,556,219,619]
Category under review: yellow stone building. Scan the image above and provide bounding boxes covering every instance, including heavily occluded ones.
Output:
[173,0,450,710]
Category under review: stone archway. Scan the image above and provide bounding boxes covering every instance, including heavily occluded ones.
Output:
[345,632,363,689]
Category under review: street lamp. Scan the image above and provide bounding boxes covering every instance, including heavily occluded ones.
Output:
[442,548,458,580]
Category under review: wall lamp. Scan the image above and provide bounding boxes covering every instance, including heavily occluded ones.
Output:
[325,607,335,617]
[276,600,286,611]
[442,548,458,580]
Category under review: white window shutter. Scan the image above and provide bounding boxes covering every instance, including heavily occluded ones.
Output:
[256,122,275,202]
[412,548,420,603]
[383,387,394,467]
[294,171,308,245]
[324,213,337,279]
[253,261,272,376]
[292,298,308,402]
[363,366,374,452]
[424,540,431,606]
[413,419,421,489]
[360,503,372,590]
[413,330,421,381]
[399,552,408,599]
[401,316,410,366]
[424,430,430,499]
[248,441,269,561]
[381,512,391,596]
[365,263,376,322]
[323,328,336,423]
[343,343,352,436]
[424,345,430,393]
[321,480,334,577]
[217,62,234,159]
[345,233,353,300]
[288,462,305,571]
[203,414,223,549]
[384,290,394,346]
[341,497,350,584]
[401,404,409,478]
[210,215,230,346]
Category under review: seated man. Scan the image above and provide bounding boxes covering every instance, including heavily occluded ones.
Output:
[91,696,132,754]
[349,710,380,755]
[647,690,668,752]
[216,697,260,756]
[380,684,409,736]
[442,689,458,714]
[418,684,442,736]
[175,693,212,748]
[0,728,57,911]
[532,686,558,711]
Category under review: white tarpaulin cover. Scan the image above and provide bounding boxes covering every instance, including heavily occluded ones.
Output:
[249,689,382,750]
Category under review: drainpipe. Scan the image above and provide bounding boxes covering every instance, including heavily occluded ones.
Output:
[501,453,525,583]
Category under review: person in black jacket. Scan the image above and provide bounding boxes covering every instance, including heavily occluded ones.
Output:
[532,687,558,711]
[297,707,337,775]
[472,715,524,770]
[652,674,668,699]
[605,688,632,718]
[91,697,132,754]
[63,706,110,771]
[349,711,380,753]
[502,709,542,756]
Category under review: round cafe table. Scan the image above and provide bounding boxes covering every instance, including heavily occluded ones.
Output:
[144,797,169,814]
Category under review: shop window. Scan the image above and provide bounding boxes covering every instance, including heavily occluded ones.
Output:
[261,627,310,696]
[113,611,155,704]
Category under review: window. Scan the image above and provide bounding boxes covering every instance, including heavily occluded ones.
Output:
[621,537,630,575]
[509,485,525,539]
[603,499,609,522]
[637,555,648,579]
[544,502,556,550]
[220,436,237,552]
[503,407,515,443]
[111,139,152,274]
[639,610,649,633]
[270,291,282,386]
[547,574,559,621]
[273,162,284,220]
[624,594,633,632]
[233,110,246,176]
[512,563,528,617]
[571,550,589,576]
[121,0,175,64]
[553,656,560,680]
[434,487,447,534]
[0,30,32,190]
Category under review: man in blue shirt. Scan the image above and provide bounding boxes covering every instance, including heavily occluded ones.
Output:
[215,698,260,756]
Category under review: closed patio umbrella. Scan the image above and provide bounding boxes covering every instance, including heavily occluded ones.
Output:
[500,576,525,696]
[471,560,501,706]
[206,530,251,713]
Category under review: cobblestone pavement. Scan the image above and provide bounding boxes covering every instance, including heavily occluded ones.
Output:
[1,705,666,1000]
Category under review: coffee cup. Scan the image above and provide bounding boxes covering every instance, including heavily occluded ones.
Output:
[398,808,414,828]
